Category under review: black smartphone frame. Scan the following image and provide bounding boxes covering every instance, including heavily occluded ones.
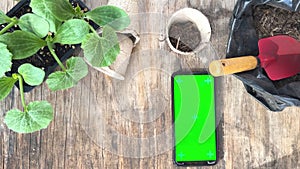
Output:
[171,70,218,166]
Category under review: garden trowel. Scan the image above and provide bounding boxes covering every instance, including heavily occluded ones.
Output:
[209,35,300,80]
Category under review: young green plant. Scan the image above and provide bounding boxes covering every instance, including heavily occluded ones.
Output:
[0,64,53,133]
[0,15,90,91]
[29,0,130,68]
[0,0,130,133]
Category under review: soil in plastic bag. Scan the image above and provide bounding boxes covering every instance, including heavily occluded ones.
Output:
[226,0,300,111]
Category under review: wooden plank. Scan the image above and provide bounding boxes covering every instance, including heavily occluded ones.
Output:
[0,0,300,168]
[223,75,300,168]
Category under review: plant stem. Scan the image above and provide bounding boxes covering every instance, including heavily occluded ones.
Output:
[47,41,67,72]
[0,18,18,35]
[17,74,27,112]
[89,25,98,36]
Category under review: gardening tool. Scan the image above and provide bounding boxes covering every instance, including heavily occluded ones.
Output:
[209,35,300,80]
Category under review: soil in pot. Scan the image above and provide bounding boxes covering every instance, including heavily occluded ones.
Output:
[252,5,300,88]
[1,0,96,92]
[168,21,201,52]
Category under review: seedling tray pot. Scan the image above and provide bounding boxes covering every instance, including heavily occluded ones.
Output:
[3,0,98,92]
[226,0,300,111]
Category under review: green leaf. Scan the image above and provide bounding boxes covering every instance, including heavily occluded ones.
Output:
[30,0,74,32]
[18,64,45,86]
[85,5,130,31]
[0,10,11,24]
[103,25,119,46]
[4,101,53,133]
[0,77,17,101]
[19,13,50,38]
[46,57,88,91]
[74,5,85,18]
[30,0,75,21]
[53,19,90,44]
[82,26,120,67]
[0,30,46,60]
[0,43,12,77]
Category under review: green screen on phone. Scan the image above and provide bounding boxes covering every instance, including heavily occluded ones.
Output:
[173,74,216,164]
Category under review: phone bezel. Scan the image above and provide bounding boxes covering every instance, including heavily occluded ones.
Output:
[171,70,218,166]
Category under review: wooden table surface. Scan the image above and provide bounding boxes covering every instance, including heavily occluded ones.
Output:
[1,0,300,168]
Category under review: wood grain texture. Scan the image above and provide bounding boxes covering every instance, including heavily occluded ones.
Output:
[1,0,300,169]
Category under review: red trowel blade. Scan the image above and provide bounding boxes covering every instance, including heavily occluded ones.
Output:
[258,35,300,80]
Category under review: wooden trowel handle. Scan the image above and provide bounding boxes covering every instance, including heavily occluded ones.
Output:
[209,56,258,77]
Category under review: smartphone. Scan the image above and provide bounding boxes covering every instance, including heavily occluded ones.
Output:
[172,71,217,166]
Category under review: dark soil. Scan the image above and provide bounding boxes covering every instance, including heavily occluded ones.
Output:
[1,0,94,92]
[253,5,300,87]
[168,21,201,52]
[253,5,300,41]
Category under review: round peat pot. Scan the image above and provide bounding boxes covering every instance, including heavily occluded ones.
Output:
[166,8,211,55]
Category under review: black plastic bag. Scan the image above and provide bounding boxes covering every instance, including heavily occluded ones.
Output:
[226,0,300,111]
